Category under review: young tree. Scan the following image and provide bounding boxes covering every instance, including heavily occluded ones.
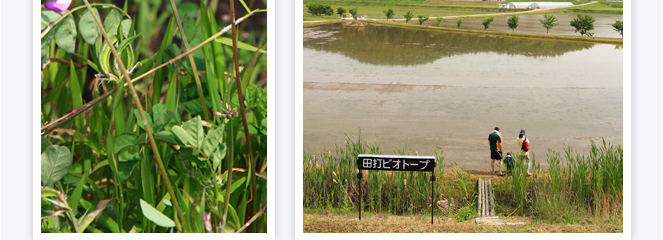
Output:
[384,8,395,20]
[539,13,559,34]
[404,11,414,23]
[337,7,347,18]
[570,14,595,36]
[612,20,623,38]
[306,4,334,16]
[507,15,519,32]
[436,17,443,26]
[482,17,494,30]
[456,18,462,29]
[325,7,334,16]
[349,8,358,18]
[417,15,429,25]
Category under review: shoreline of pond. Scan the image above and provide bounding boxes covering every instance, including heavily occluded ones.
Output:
[303,20,623,45]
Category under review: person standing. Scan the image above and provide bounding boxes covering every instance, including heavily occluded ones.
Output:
[488,127,503,175]
[517,129,532,176]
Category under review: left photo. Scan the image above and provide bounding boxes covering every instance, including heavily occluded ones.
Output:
[38,0,269,233]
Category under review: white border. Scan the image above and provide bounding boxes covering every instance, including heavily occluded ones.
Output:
[295,1,631,239]
[33,0,275,238]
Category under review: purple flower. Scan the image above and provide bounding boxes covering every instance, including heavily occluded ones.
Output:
[44,0,72,14]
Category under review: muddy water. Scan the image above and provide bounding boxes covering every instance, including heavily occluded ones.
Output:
[303,23,622,170]
[430,13,623,38]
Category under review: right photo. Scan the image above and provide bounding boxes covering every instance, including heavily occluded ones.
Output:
[300,0,626,234]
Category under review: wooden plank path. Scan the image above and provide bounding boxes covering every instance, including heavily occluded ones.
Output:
[475,178,524,226]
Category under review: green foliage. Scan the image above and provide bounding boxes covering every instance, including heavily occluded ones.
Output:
[404,11,414,23]
[456,18,462,29]
[417,15,429,25]
[383,8,395,20]
[455,203,477,222]
[482,17,494,30]
[435,17,443,26]
[612,20,623,38]
[539,13,559,34]
[307,3,334,16]
[40,0,267,233]
[570,13,595,36]
[507,15,519,32]
[337,7,347,17]
[349,8,358,17]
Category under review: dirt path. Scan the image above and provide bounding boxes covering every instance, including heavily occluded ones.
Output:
[303,212,622,233]
[303,1,598,22]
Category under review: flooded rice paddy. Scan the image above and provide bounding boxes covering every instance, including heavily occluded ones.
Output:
[303,23,622,170]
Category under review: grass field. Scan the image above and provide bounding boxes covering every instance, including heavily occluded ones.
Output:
[558,1,623,14]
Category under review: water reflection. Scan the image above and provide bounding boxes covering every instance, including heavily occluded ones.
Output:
[304,22,597,66]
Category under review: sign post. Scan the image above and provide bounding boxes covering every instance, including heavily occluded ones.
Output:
[356,154,436,224]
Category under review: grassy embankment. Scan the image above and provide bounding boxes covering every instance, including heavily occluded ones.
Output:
[303,133,623,231]
[558,1,623,15]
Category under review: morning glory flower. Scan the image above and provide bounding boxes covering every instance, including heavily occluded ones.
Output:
[44,0,72,14]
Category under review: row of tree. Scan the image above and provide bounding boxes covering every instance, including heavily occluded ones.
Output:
[382,9,623,38]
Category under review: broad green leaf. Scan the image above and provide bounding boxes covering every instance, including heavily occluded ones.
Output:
[139,199,176,228]
[41,145,73,186]
[41,137,52,153]
[181,96,212,116]
[68,174,87,215]
[113,133,143,154]
[171,126,191,146]
[152,111,177,133]
[154,131,178,145]
[183,116,204,148]
[54,15,77,54]
[120,19,132,38]
[118,146,142,162]
[201,126,225,157]
[117,159,138,180]
[212,143,227,171]
[103,9,122,37]
[79,9,100,45]
[133,109,153,131]
[152,104,168,119]
[215,37,267,54]
[41,11,61,30]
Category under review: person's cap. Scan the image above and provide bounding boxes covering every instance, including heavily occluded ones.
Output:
[494,127,500,131]
[506,152,511,156]
[520,129,526,135]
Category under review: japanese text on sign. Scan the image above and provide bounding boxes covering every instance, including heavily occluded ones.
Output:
[357,154,436,172]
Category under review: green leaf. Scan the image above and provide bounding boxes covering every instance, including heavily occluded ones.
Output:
[121,19,132,38]
[154,131,178,145]
[117,160,138,180]
[113,133,142,154]
[215,37,267,54]
[171,126,191,146]
[41,137,52,153]
[78,199,112,232]
[41,30,54,65]
[133,109,153,131]
[79,9,100,45]
[54,15,77,54]
[68,174,87,215]
[69,61,84,131]
[201,126,225,157]
[183,116,204,148]
[41,11,61,31]
[212,143,227,171]
[41,145,73,186]
[103,9,122,37]
[139,199,176,228]
[118,146,142,162]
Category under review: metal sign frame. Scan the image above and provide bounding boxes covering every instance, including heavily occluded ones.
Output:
[356,154,437,224]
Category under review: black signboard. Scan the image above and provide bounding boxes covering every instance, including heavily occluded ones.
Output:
[356,154,437,224]
[356,154,436,172]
